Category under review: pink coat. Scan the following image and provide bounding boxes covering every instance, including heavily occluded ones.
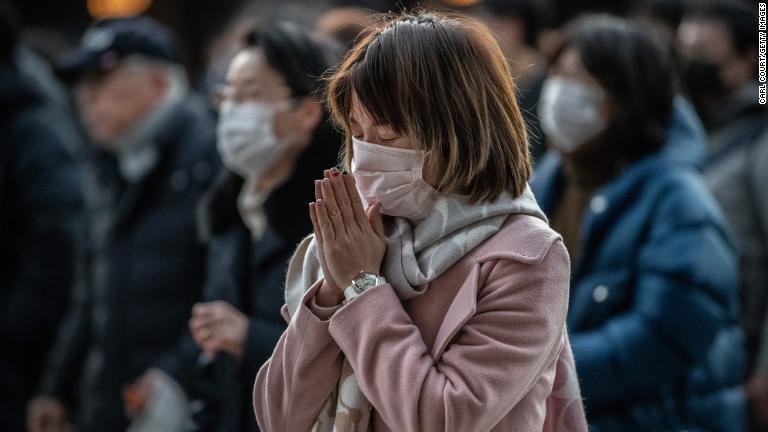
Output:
[253,213,588,431]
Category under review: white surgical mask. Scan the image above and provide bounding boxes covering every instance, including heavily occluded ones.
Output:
[351,137,439,221]
[216,100,288,178]
[539,76,608,152]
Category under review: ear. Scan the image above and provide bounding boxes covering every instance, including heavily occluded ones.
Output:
[148,65,171,97]
[297,96,323,133]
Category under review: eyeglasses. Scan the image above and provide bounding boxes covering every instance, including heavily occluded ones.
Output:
[209,83,307,109]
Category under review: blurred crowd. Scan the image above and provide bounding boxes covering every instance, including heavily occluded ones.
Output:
[0,0,766,431]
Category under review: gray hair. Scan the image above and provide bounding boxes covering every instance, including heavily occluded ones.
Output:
[120,54,188,102]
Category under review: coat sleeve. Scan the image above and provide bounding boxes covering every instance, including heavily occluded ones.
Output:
[38,259,92,403]
[326,240,571,432]
[571,181,739,408]
[252,279,344,432]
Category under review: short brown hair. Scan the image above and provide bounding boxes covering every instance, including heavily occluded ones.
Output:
[325,10,531,203]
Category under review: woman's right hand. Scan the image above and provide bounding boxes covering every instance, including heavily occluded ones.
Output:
[310,170,344,307]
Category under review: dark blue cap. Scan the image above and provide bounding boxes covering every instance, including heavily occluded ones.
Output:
[56,16,181,81]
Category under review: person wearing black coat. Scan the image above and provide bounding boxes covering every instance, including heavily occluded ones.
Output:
[0,10,83,429]
[27,18,219,432]
[187,123,340,432]
[157,22,342,432]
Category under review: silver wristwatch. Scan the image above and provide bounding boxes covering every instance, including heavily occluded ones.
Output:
[343,272,387,302]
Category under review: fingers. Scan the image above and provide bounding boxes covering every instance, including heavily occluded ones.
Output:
[190,315,224,335]
[319,178,346,235]
[314,196,336,241]
[189,316,210,334]
[194,325,227,357]
[328,168,358,230]
[191,326,216,353]
[189,307,224,349]
[310,172,330,244]
[191,301,232,321]
[342,174,368,227]
[190,306,214,330]
[191,302,215,319]
[314,179,322,201]
[200,337,225,358]
[309,202,323,245]
[367,203,385,238]
[311,201,338,288]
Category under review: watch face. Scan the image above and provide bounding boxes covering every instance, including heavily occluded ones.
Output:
[353,272,378,291]
[362,273,378,286]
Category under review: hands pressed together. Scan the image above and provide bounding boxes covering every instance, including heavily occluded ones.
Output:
[309,168,386,306]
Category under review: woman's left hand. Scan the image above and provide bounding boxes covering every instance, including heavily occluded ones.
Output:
[309,169,386,292]
[189,301,249,360]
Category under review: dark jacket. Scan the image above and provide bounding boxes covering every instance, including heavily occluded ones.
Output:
[703,83,768,373]
[531,98,746,431]
[161,120,341,432]
[39,94,219,432]
[0,67,83,432]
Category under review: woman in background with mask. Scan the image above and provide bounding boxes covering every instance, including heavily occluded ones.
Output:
[254,11,587,432]
[532,15,744,431]
[160,22,341,432]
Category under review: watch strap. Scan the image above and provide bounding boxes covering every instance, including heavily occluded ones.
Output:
[343,284,361,302]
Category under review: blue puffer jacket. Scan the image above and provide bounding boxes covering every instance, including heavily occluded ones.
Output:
[531,98,746,432]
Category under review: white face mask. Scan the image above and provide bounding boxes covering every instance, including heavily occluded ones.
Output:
[351,137,439,221]
[216,100,289,178]
[539,76,608,153]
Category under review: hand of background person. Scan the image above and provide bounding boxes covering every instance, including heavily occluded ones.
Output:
[309,168,385,300]
[27,395,71,432]
[189,300,249,359]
